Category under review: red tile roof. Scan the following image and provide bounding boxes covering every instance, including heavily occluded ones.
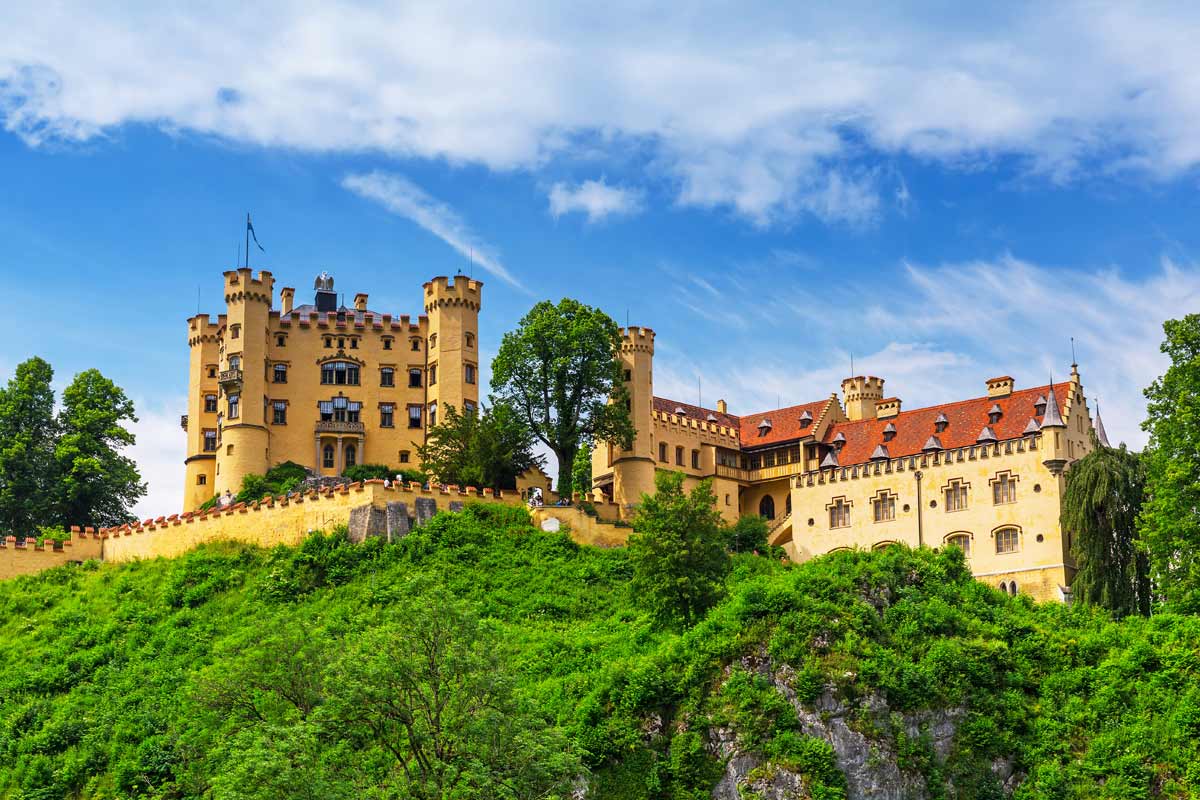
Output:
[652,397,739,429]
[821,385,1061,466]
[652,396,833,448]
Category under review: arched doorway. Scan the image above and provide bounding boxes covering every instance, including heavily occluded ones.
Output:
[759,495,775,520]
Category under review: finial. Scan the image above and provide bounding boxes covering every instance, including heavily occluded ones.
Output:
[1070,336,1077,367]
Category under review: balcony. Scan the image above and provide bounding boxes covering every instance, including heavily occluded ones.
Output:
[315,420,366,434]
[715,460,808,484]
[218,368,243,389]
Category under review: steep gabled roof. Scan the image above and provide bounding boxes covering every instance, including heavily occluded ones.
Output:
[652,397,739,429]
[738,398,832,448]
[820,384,1064,466]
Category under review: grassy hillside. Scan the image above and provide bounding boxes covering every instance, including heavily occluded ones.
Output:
[1,504,1197,799]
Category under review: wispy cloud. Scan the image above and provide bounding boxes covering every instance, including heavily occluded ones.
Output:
[549,179,643,223]
[341,171,525,291]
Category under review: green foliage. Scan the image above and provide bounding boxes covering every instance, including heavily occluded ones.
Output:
[339,463,431,485]
[0,357,59,535]
[0,519,1198,799]
[572,444,592,499]
[627,471,731,628]
[417,401,542,490]
[490,298,634,498]
[727,513,769,554]
[1062,439,1150,616]
[233,461,311,504]
[1141,313,1200,612]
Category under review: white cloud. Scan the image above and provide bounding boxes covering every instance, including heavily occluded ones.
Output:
[341,171,525,291]
[6,4,1200,223]
[548,179,642,222]
[127,397,186,520]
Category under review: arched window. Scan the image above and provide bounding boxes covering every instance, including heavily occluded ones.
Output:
[945,533,972,556]
[658,442,668,462]
[995,526,1020,554]
[872,541,897,551]
[321,361,360,386]
[322,444,335,468]
[1009,581,1018,596]
[344,444,357,469]
[999,580,1009,593]
[759,495,775,520]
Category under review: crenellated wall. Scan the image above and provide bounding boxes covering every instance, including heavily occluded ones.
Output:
[0,533,104,580]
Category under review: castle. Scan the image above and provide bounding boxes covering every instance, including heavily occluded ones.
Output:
[182,269,482,511]
[591,326,1108,602]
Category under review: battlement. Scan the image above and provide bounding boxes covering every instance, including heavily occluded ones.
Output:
[653,408,740,442]
[223,268,275,304]
[620,326,655,353]
[0,532,104,580]
[424,275,483,311]
[187,314,222,346]
[841,375,885,398]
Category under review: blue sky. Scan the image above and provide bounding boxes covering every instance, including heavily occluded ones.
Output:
[3,2,1200,514]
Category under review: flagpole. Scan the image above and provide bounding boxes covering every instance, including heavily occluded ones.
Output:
[245,213,251,269]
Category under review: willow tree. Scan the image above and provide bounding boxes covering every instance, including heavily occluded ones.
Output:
[1061,438,1150,616]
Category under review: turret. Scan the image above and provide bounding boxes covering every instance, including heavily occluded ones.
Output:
[182,312,222,510]
[841,376,885,421]
[602,326,656,512]
[424,275,483,425]
[1040,384,1068,475]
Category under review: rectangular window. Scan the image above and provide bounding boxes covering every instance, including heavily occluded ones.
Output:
[380,368,395,387]
[945,481,968,512]
[993,474,1017,505]
[408,368,422,388]
[272,401,287,425]
[995,527,1020,554]
[231,324,240,339]
[464,400,477,415]
[465,364,476,384]
[204,394,218,413]
[873,493,896,522]
[276,335,286,347]
[691,450,700,469]
[322,445,335,468]
[380,404,395,428]
[659,442,668,462]
[321,362,360,385]
[203,430,217,451]
[400,450,411,463]
[197,474,207,486]
[429,363,438,385]
[829,499,850,528]
[228,394,240,419]
[273,365,287,384]
[428,401,438,427]
[383,338,393,350]
[411,338,421,351]
[675,446,683,465]
[408,405,422,428]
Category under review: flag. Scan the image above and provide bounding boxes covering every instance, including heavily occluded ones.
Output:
[247,213,265,252]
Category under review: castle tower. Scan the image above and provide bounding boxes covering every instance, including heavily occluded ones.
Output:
[215,268,275,496]
[608,326,656,512]
[182,313,221,509]
[423,276,483,426]
[841,376,885,421]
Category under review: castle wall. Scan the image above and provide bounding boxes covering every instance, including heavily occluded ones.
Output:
[0,534,104,580]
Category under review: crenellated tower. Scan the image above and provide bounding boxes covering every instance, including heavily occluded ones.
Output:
[215,268,275,495]
[841,375,885,421]
[605,326,656,512]
[423,275,483,426]
[183,313,222,509]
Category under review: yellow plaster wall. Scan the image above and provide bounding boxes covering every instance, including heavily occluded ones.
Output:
[532,506,630,548]
[0,534,104,580]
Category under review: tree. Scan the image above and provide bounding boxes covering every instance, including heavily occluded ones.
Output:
[1141,314,1200,612]
[0,357,58,535]
[322,590,582,799]
[418,401,542,490]
[727,514,769,554]
[491,299,634,499]
[1061,437,1150,616]
[627,471,731,628]
[55,369,145,528]
[571,444,592,500]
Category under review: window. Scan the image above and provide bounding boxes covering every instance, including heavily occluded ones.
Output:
[659,442,668,462]
[228,394,240,419]
[675,445,684,465]
[786,494,792,515]
[344,444,357,468]
[946,533,971,556]
[230,324,240,339]
[429,333,437,348]
[691,449,700,469]
[323,444,335,468]
[465,364,476,384]
[338,338,345,349]
[408,405,423,428]
[429,364,438,385]
[272,401,287,425]
[273,364,288,384]
[203,430,217,451]
[465,332,475,348]
[399,450,411,463]
[944,479,968,511]
[624,369,632,382]
[380,367,395,387]
[276,334,286,347]
[204,394,218,413]
[350,338,358,349]
[464,400,477,415]
[207,365,217,378]
[318,396,361,422]
[408,368,422,388]
[321,361,360,385]
[324,337,333,349]
[829,497,850,528]
[411,338,421,352]
[872,492,896,522]
[995,527,1020,554]
[228,355,241,371]
[380,404,395,428]
[759,495,776,520]
[197,474,207,486]
[992,472,1017,505]
[428,401,438,427]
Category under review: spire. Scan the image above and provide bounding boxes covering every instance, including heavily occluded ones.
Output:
[1095,403,1111,447]
[1041,384,1066,429]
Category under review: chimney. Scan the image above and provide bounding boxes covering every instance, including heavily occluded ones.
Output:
[354,292,368,312]
[841,376,885,421]
[280,287,295,315]
[716,399,727,414]
[986,376,1014,398]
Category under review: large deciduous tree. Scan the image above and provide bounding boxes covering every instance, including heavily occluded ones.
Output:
[0,357,59,535]
[417,401,542,490]
[628,471,730,628]
[1061,438,1150,616]
[55,368,145,528]
[490,299,634,498]
[1140,314,1200,612]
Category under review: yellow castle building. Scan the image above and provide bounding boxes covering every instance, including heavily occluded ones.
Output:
[182,269,482,511]
[591,326,1109,602]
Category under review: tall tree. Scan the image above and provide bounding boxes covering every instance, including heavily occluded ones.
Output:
[55,369,145,528]
[1061,437,1150,616]
[1141,314,1200,612]
[417,401,542,490]
[627,471,730,628]
[490,299,634,498]
[0,357,58,535]
[571,443,592,500]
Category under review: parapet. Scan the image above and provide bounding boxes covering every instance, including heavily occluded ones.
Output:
[223,268,275,304]
[187,314,221,346]
[841,375,885,399]
[424,275,483,312]
[620,326,655,354]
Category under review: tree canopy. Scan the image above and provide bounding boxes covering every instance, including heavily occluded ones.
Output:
[0,356,58,534]
[417,402,542,490]
[1140,313,1200,612]
[490,299,633,498]
[1062,437,1150,616]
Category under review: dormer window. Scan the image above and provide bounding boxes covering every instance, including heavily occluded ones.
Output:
[675,406,687,416]
[935,412,949,434]
[831,431,846,449]
[757,418,772,436]
[988,403,1002,425]
[882,422,896,442]
[706,413,718,422]
[1034,395,1047,415]
[799,409,813,428]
